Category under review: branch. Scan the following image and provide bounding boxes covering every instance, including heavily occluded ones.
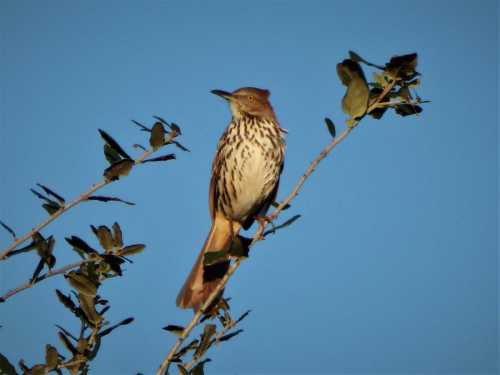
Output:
[156,80,399,374]
[155,121,357,375]
[0,131,177,261]
[0,259,92,302]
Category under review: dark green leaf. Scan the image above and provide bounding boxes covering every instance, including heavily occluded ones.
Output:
[87,196,135,206]
[98,129,132,160]
[172,141,190,152]
[271,201,291,210]
[112,222,123,248]
[153,115,170,127]
[120,244,145,256]
[194,324,217,358]
[385,53,419,81]
[58,332,77,355]
[263,214,301,237]
[98,317,134,338]
[119,317,134,325]
[228,235,251,258]
[348,50,385,70]
[150,122,165,150]
[131,119,151,132]
[36,183,65,204]
[103,159,134,181]
[31,258,45,282]
[395,104,423,117]
[0,353,17,375]
[174,339,199,359]
[55,290,77,312]
[101,254,125,276]
[236,309,251,323]
[0,220,16,239]
[324,117,336,138]
[177,364,189,375]
[133,143,147,151]
[104,143,122,164]
[141,153,176,163]
[203,250,227,266]
[190,358,211,375]
[55,324,78,341]
[42,202,61,215]
[169,122,182,135]
[218,329,243,342]
[162,325,185,337]
[65,236,98,257]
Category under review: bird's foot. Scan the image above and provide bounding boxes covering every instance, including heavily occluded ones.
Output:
[255,215,275,239]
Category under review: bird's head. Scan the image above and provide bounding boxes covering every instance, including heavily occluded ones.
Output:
[211,87,275,120]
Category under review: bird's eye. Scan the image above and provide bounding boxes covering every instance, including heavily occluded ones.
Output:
[248,95,254,101]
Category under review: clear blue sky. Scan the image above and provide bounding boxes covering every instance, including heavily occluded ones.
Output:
[1,1,498,374]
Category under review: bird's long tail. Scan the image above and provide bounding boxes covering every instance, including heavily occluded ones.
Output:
[176,215,241,311]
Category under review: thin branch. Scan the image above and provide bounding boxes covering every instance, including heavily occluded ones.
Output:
[156,84,395,375]
[0,143,165,261]
[0,259,92,302]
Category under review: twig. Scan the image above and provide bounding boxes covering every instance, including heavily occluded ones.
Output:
[0,259,92,302]
[0,145,161,261]
[156,84,396,374]
[156,123,358,375]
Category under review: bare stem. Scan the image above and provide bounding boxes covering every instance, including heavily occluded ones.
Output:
[0,259,92,302]
[155,117,364,374]
[0,146,158,261]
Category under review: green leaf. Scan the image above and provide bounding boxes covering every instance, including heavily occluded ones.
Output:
[45,344,59,369]
[203,250,227,266]
[95,225,113,252]
[190,359,211,375]
[324,117,336,138]
[55,289,77,312]
[42,202,61,215]
[236,309,251,323]
[58,332,77,355]
[150,122,165,150]
[271,201,291,210]
[87,196,135,206]
[65,236,98,258]
[162,325,185,337]
[65,271,98,296]
[98,129,132,160]
[132,119,151,132]
[177,364,189,375]
[79,293,102,326]
[36,183,65,204]
[385,53,419,81]
[337,59,369,120]
[141,153,176,163]
[194,324,217,359]
[112,222,123,248]
[0,220,16,239]
[228,235,251,258]
[120,244,145,256]
[395,104,423,117]
[0,353,18,375]
[103,159,134,181]
[218,329,243,342]
[104,143,122,164]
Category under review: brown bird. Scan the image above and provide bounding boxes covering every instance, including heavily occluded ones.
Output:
[176,87,286,311]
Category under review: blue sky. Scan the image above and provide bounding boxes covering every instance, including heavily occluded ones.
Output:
[1,1,498,374]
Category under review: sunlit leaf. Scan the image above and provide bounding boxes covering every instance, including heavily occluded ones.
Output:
[194,324,216,358]
[338,59,369,120]
[95,226,113,252]
[150,122,165,150]
[103,159,134,181]
[120,244,145,257]
[65,271,98,296]
[79,293,102,326]
[45,344,59,369]
[112,222,123,248]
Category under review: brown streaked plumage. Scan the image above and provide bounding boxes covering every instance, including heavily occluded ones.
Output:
[176,87,286,311]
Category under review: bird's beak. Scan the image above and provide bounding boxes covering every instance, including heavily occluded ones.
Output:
[211,89,233,101]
